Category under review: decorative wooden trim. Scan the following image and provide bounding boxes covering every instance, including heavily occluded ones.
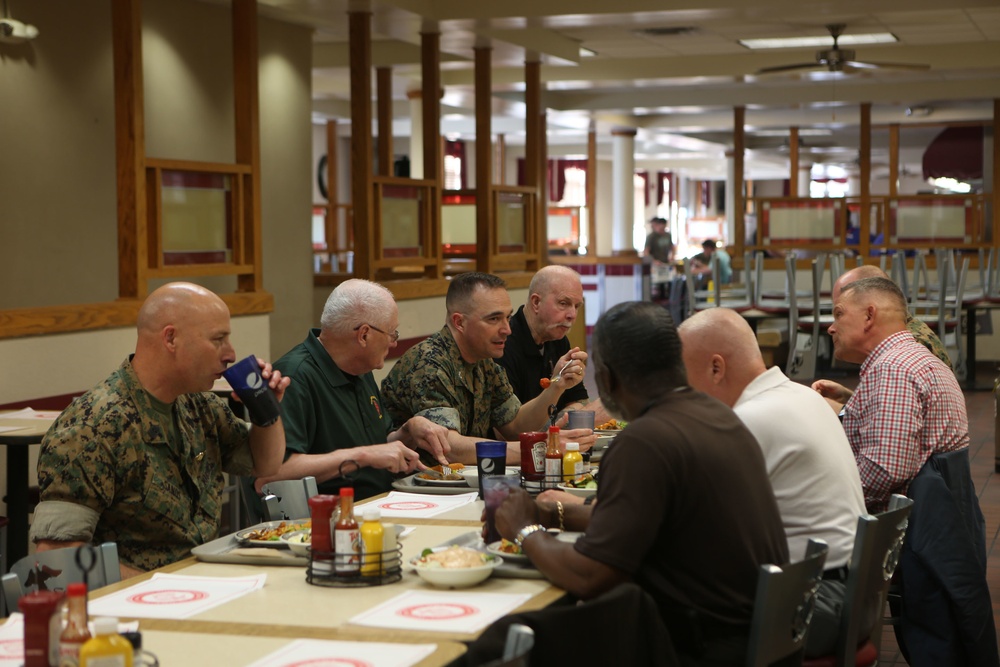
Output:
[859,103,872,259]
[146,158,252,173]
[788,126,799,195]
[587,124,597,255]
[377,66,392,177]
[112,0,146,300]
[0,292,273,340]
[475,45,495,275]
[350,9,374,280]
[233,0,263,293]
[889,124,900,198]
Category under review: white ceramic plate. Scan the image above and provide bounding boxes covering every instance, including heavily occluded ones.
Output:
[486,541,530,564]
[235,520,311,547]
[556,483,597,498]
[413,474,469,487]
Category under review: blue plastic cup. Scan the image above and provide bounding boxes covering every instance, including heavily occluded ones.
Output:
[222,355,281,427]
[475,440,508,499]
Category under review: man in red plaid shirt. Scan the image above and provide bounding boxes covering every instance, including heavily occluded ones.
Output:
[813,276,968,513]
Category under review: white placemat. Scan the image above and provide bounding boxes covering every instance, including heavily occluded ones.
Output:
[0,615,22,667]
[88,573,266,620]
[349,589,531,634]
[357,491,479,519]
[0,408,62,420]
[246,638,437,667]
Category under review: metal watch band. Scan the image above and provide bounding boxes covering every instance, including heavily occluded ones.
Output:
[514,524,546,549]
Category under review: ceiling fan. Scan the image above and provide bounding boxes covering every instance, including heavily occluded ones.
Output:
[757,24,930,75]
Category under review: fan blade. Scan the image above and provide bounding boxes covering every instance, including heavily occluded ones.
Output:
[844,60,930,71]
[756,62,823,74]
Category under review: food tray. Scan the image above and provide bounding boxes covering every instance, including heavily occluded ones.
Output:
[392,473,478,495]
[306,546,403,587]
[192,532,307,567]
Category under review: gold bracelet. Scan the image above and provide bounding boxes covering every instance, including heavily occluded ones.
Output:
[556,501,565,531]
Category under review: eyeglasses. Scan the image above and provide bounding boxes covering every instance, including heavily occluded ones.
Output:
[354,323,400,343]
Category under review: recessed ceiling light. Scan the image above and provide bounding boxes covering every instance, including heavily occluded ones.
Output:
[739,33,897,50]
[579,46,597,58]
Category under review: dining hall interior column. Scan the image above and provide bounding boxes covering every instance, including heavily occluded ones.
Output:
[611,128,637,255]
[407,90,423,178]
[348,3,373,279]
[474,43,495,274]
[524,59,546,262]
[731,106,745,258]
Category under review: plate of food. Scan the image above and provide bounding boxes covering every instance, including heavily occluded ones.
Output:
[557,472,598,498]
[594,419,626,435]
[235,519,312,547]
[414,463,468,487]
[409,545,503,588]
[486,539,530,564]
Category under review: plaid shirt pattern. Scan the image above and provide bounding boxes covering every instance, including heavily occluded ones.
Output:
[843,331,968,513]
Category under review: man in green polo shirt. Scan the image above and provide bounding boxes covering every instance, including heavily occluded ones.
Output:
[256,280,451,500]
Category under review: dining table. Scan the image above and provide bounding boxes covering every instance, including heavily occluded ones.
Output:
[0,410,58,565]
[75,490,567,667]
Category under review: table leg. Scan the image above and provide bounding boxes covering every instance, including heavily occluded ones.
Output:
[966,306,977,390]
[6,446,30,566]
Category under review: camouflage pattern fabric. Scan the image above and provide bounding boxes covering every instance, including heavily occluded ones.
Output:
[32,357,253,571]
[907,314,953,369]
[381,326,520,438]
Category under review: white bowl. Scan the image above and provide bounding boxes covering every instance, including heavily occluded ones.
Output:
[556,483,597,499]
[409,548,503,588]
[280,529,311,557]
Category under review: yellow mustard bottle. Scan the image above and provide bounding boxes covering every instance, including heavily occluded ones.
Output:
[361,507,385,576]
[562,441,583,481]
[79,617,133,667]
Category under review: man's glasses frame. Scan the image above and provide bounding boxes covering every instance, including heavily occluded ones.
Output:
[354,323,400,343]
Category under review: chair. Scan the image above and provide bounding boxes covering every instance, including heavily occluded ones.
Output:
[1,542,120,615]
[684,252,754,319]
[746,539,829,667]
[787,256,831,382]
[910,251,968,378]
[802,494,914,667]
[463,582,679,667]
[480,623,535,667]
[260,476,320,521]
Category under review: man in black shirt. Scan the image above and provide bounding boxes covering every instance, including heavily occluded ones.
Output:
[497,265,606,421]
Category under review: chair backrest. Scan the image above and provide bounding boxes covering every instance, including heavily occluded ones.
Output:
[2,542,120,613]
[261,476,320,521]
[833,494,914,666]
[746,539,829,667]
[480,623,535,667]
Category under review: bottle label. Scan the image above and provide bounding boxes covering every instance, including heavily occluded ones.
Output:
[545,457,562,489]
[531,443,546,473]
[80,656,126,667]
[334,528,361,573]
[58,643,82,667]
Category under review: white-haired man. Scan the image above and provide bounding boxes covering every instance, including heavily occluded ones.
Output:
[259,279,450,500]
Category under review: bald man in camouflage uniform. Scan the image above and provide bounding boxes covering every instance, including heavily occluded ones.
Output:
[31,283,290,578]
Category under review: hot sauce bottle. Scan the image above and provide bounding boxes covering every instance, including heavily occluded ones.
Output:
[334,487,361,574]
[544,425,562,489]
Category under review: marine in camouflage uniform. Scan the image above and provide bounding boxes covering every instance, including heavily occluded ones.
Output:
[381,326,520,438]
[31,357,253,571]
[907,314,953,369]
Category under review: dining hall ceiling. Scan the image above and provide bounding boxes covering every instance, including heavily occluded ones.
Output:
[232,0,1000,180]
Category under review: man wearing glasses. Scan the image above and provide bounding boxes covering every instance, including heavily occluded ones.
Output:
[255,279,451,500]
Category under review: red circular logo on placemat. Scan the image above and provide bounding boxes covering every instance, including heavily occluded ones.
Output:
[397,603,478,620]
[286,659,371,667]
[127,589,208,605]
[380,501,437,511]
[0,638,22,657]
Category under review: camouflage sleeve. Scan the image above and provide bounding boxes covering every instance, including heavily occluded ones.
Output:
[201,393,254,476]
[30,501,99,543]
[36,411,120,513]
[402,365,465,431]
[484,361,521,429]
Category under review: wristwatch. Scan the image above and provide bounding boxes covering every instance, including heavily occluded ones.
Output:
[514,524,546,549]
